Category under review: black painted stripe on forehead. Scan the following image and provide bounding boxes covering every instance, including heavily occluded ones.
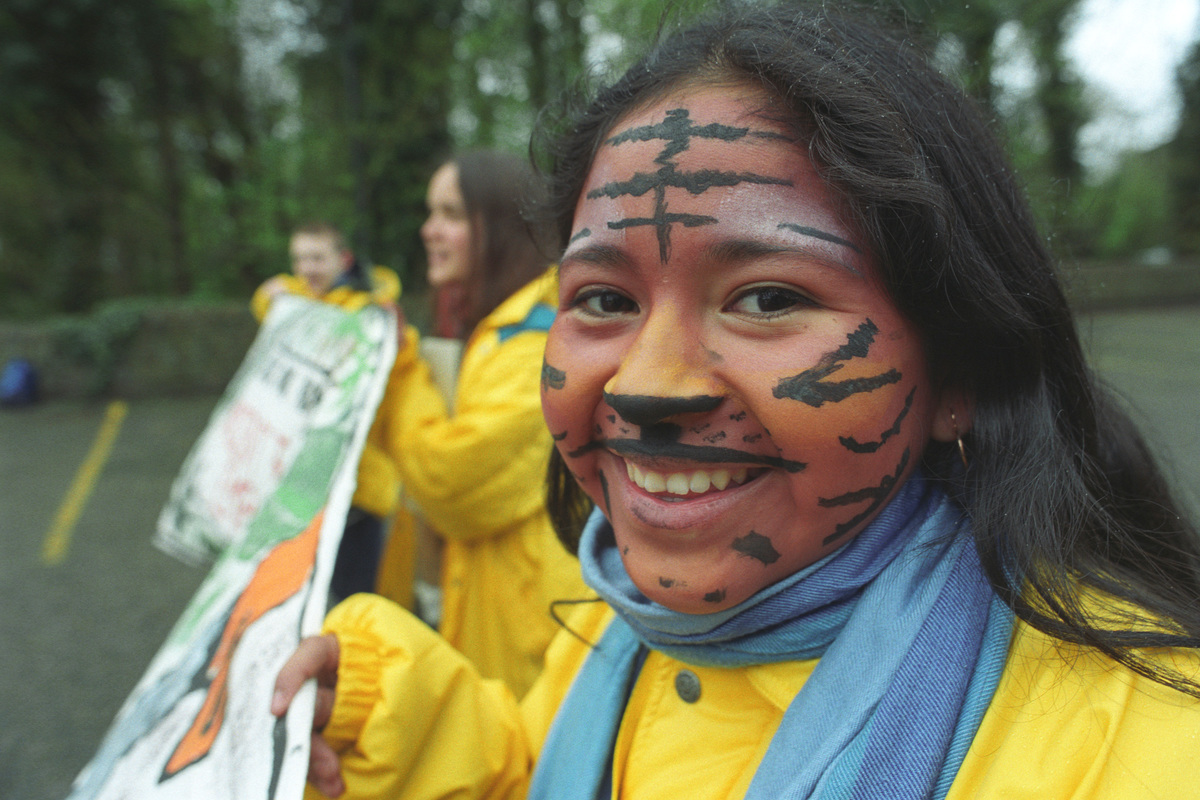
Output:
[608,212,716,233]
[586,167,792,201]
[777,222,861,254]
[586,107,795,264]
[604,107,791,159]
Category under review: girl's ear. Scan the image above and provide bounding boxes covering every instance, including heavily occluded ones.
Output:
[930,386,974,443]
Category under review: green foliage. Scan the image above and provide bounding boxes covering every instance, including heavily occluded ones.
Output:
[0,0,290,316]
[889,0,1087,186]
[1173,38,1200,255]
[889,0,1008,105]
[0,0,1194,319]
[0,0,124,315]
[1079,149,1174,259]
[286,0,461,291]
[46,298,148,394]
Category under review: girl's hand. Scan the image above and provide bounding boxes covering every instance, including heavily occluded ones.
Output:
[262,275,290,299]
[271,634,345,797]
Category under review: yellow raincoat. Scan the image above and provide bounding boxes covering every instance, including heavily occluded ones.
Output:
[374,268,587,696]
[310,592,1200,800]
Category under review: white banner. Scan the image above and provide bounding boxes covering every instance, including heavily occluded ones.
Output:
[67,296,397,800]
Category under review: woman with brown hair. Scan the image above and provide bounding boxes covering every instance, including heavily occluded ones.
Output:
[373,149,586,698]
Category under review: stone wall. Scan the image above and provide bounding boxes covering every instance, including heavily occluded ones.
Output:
[0,302,257,400]
[1061,259,1200,311]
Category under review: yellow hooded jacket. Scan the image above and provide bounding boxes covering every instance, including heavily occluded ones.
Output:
[310,592,1200,800]
[375,268,588,696]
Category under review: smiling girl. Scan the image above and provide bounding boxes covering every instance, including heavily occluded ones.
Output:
[543,86,952,615]
[273,5,1200,799]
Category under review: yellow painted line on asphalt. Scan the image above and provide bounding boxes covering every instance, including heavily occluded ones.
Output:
[41,400,129,566]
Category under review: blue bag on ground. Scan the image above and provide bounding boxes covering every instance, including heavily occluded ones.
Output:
[0,358,40,406]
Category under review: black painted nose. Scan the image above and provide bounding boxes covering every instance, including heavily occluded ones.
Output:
[603,391,722,427]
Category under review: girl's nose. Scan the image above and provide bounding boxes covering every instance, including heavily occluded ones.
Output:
[602,307,724,427]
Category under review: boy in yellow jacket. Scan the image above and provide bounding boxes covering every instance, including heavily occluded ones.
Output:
[252,221,402,601]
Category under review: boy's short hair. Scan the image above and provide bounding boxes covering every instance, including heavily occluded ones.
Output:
[291,221,347,252]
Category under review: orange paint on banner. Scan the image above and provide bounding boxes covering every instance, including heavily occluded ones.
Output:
[162,511,323,778]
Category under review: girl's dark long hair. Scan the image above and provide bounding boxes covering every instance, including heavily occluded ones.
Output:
[449,150,552,336]
[535,1,1200,694]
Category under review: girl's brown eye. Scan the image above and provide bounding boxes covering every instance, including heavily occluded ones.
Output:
[729,286,815,316]
[756,287,802,312]
[576,289,637,316]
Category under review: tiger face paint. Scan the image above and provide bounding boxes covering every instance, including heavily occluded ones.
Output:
[542,84,957,614]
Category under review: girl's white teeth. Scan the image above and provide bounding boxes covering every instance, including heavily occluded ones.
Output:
[625,462,750,496]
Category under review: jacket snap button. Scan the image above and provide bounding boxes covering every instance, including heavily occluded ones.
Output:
[675,669,701,703]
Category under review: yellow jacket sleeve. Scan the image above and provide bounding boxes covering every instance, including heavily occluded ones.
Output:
[351,432,400,518]
[251,274,310,322]
[947,620,1200,799]
[250,283,272,323]
[315,594,533,800]
[378,322,551,542]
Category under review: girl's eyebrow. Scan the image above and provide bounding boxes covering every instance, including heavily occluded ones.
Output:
[706,238,863,278]
[561,235,864,277]
[560,242,629,269]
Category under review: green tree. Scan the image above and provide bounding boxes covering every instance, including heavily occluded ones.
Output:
[0,0,124,314]
[893,0,1085,180]
[891,0,1008,108]
[1021,0,1086,189]
[1173,38,1200,255]
[115,0,266,295]
[0,0,282,314]
[1078,148,1173,258]
[289,0,461,287]
[890,0,1088,254]
[450,0,590,151]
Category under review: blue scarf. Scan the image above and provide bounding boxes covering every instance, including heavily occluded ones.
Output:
[528,475,1014,800]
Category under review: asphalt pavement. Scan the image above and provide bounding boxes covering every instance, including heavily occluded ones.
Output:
[1079,306,1200,514]
[1,396,213,800]
[1,305,1198,800]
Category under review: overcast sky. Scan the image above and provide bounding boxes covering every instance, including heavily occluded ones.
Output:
[241,0,1200,172]
[1067,0,1200,170]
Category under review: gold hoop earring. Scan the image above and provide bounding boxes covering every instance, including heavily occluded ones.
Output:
[950,410,969,470]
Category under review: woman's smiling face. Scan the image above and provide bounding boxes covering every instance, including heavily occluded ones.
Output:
[542,84,953,614]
